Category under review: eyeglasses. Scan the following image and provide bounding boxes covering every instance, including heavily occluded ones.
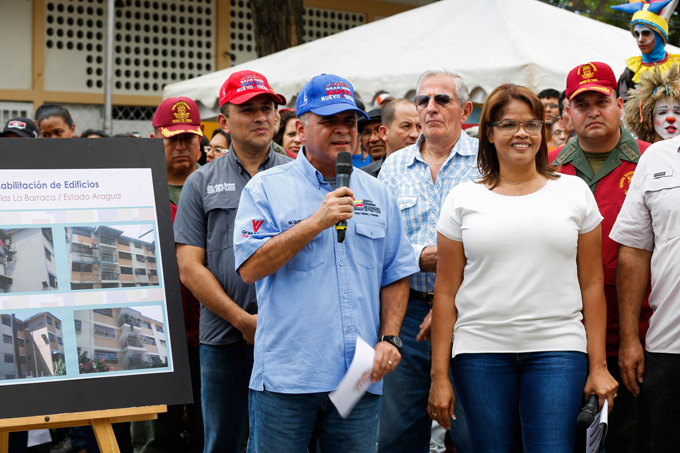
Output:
[204,145,228,155]
[489,119,544,136]
[413,94,458,108]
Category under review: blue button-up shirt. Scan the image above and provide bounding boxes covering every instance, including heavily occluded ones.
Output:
[233,148,419,395]
[378,132,480,293]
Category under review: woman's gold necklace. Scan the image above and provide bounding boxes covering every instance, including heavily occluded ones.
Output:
[499,172,538,196]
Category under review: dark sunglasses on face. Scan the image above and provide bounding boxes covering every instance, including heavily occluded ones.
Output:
[413,94,458,108]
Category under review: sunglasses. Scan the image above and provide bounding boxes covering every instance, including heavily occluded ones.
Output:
[413,94,458,108]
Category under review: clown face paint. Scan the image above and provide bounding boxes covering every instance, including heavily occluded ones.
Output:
[634,24,655,55]
[653,96,680,142]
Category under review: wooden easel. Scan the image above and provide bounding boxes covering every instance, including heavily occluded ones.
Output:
[0,405,166,453]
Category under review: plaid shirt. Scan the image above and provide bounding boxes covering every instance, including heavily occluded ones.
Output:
[378,132,480,293]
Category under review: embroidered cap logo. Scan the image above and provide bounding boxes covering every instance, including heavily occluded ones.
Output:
[172,101,191,123]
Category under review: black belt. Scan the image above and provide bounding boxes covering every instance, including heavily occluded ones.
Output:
[410,289,434,304]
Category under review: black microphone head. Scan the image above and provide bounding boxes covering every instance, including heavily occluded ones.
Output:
[335,151,353,176]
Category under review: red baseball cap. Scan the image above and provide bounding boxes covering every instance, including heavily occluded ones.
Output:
[566,62,618,101]
[152,97,203,138]
[219,70,286,107]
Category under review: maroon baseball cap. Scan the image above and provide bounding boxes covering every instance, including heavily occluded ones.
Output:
[152,97,203,138]
[219,70,286,107]
[566,62,618,101]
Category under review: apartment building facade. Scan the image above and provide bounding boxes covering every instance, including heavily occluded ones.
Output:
[75,307,168,372]
[0,228,58,294]
[0,312,65,380]
[67,226,159,290]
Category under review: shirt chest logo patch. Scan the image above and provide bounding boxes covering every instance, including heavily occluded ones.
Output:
[206,183,236,194]
[252,219,264,232]
[353,199,381,217]
[619,170,635,195]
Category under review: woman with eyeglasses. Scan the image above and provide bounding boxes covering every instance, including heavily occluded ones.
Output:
[427,83,617,452]
[205,129,231,163]
[273,109,302,158]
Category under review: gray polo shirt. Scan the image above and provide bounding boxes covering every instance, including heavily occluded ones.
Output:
[174,145,292,345]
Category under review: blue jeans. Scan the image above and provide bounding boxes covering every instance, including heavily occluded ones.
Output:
[379,299,470,453]
[200,342,253,453]
[452,351,587,453]
[246,389,380,453]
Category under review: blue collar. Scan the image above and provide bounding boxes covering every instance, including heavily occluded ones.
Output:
[295,146,328,188]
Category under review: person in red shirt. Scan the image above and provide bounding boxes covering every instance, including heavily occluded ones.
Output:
[549,61,652,453]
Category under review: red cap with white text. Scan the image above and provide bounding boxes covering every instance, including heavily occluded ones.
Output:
[219,70,286,107]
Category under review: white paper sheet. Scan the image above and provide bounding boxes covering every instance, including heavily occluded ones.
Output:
[586,398,609,453]
[27,429,52,447]
[329,336,376,418]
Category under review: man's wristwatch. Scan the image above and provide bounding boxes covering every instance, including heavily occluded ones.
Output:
[380,335,402,352]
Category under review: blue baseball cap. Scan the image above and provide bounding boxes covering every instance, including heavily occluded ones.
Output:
[296,74,369,120]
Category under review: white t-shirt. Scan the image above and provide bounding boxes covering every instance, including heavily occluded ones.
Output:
[437,175,603,357]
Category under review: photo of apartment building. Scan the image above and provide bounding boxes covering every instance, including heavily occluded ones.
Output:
[65,224,159,291]
[0,312,66,381]
[0,228,58,293]
[74,306,168,374]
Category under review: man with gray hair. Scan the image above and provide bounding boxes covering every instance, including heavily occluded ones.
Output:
[377,69,477,453]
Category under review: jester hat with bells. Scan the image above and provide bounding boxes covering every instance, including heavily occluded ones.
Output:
[624,63,680,142]
[612,0,680,82]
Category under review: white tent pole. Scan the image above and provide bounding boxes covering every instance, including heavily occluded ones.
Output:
[103,0,115,135]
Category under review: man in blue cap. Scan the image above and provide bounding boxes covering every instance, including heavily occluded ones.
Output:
[233,74,419,452]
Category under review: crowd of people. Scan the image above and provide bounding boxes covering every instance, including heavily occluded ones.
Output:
[2,2,680,453]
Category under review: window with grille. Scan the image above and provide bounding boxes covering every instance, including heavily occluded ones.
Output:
[135,268,146,275]
[155,325,163,333]
[148,269,157,276]
[121,267,133,275]
[136,255,145,263]
[142,321,151,329]
[55,321,61,330]
[100,236,116,246]
[45,248,53,262]
[94,309,113,317]
[57,337,63,345]
[44,0,215,95]
[101,272,118,281]
[122,283,136,287]
[3,335,12,345]
[73,262,93,273]
[102,283,120,288]
[17,338,25,347]
[4,354,14,363]
[74,320,82,333]
[95,350,119,363]
[72,242,95,254]
[101,253,115,263]
[145,244,155,252]
[144,336,156,346]
[146,256,156,263]
[72,283,93,290]
[46,317,53,325]
[48,273,58,289]
[117,237,130,246]
[119,251,132,260]
[48,333,56,342]
[1,316,10,327]
[94,325,116,339]
[160,339,166,347]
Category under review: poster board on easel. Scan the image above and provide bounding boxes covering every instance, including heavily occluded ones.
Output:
[0,138,192,420]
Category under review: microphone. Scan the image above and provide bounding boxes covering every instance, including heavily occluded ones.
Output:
[577,394,599,430]
[335,151,353,243]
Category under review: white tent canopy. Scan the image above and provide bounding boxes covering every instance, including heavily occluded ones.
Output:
[164,0,679,119]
